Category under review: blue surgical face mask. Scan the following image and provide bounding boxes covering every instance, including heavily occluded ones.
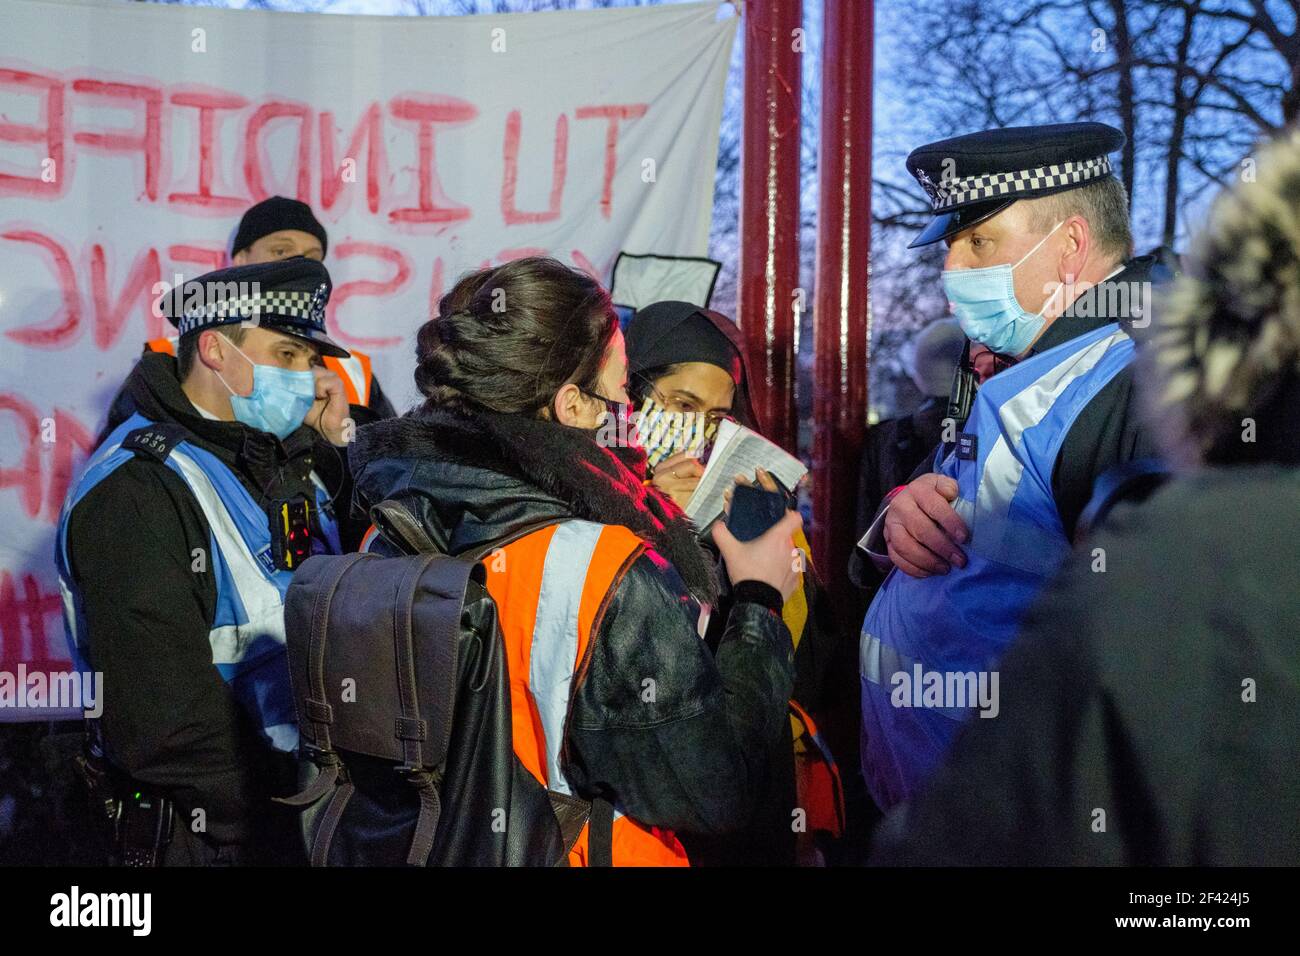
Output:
[214,332,317,440]
[941,220,1065,356]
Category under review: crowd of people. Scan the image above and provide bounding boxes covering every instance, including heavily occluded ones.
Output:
[47,117,1300,866]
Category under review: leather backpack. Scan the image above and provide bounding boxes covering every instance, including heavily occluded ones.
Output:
[277,500,608,866]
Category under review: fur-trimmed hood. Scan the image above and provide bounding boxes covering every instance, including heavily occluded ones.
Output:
[349,404,718,603]
[1146,128,1300,468]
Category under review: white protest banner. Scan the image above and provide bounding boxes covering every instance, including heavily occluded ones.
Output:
[0,0,735,716]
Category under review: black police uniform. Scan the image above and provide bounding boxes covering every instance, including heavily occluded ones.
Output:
[61,258,350,865]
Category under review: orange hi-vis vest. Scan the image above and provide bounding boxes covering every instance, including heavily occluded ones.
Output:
[483,519,690,866]
[145,336,375,408]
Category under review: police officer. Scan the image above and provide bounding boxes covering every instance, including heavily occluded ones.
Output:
[225,197,396,421]
[57,258,351,865]
[871,128,1300,865]
[858,123,1165,809]
[103,196,396,442]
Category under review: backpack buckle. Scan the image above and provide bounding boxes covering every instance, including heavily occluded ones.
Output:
[396,763,442,787]
[303,744,342,768]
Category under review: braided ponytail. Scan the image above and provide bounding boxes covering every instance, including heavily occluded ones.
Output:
[414,256,617,417]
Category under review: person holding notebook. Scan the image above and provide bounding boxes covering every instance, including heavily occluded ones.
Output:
[625,301,855,865]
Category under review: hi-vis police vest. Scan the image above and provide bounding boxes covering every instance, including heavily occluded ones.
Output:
[145,337,375,408]
[483,520,690,866]
[56,413,342,755]
[860,322,1135,808]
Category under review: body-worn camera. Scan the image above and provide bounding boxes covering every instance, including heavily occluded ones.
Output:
[270,495,315,571]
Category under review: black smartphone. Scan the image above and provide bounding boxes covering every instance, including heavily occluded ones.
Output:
[725,483,789,542]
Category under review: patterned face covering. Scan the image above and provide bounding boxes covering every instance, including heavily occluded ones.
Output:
[635,396,721,470]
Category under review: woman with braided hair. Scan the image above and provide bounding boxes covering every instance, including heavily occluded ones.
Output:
[348,256,804,866]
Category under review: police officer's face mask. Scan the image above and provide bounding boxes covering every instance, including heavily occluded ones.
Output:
[941,220,1065,357]
[213,332,317,440]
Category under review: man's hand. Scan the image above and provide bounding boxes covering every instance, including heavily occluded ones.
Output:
[309,366,352,447]
[651,451,704,509]
[883,473,969,578]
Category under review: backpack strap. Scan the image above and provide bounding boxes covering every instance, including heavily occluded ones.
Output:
[587,796,615,867]
[393,552,453,866]
[277,552,368,808]
[370,498,565,562]
[275,551,367,866]
[308,780,357,868]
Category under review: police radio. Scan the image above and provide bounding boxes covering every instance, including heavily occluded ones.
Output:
[270,495,315,571]
[947,339,978,429]
[947,339,1018,429]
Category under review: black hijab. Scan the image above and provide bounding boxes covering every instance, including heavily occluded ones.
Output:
[624,300,761,431]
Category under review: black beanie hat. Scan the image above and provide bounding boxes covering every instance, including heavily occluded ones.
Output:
[232,196,328,258]
[625,300,762,432]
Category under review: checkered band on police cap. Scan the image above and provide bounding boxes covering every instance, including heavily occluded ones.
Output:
[176,282,329,337]
[918,155,1113,211]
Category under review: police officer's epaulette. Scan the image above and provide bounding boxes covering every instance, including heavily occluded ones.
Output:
[120,423,189,463]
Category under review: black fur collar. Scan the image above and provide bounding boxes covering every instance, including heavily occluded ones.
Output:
[351,404,718,603]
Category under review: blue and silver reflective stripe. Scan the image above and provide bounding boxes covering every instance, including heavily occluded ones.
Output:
[56,416,154,671]
[55,413,307,752]
[859,632,978,722]
[527,520,628,821]
[950,324,1133,573]
[164,447,297,751]
[530,521,602,797]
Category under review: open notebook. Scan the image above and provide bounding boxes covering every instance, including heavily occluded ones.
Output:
[684,419,807,528]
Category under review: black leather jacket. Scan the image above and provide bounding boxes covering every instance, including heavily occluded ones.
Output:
[349,406,796,841]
